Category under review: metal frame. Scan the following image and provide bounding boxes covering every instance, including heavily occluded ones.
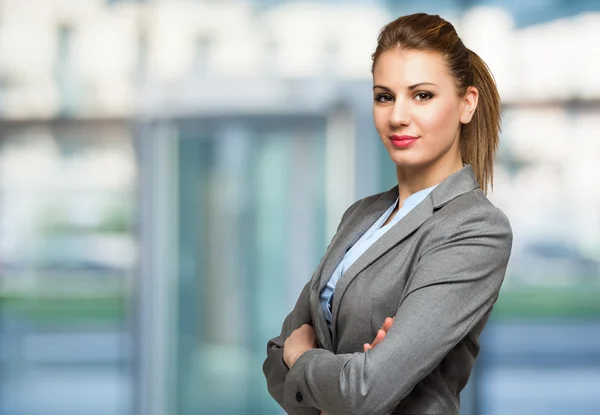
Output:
[134,121,179,415]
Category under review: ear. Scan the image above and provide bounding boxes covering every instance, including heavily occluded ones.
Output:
[460,86,478,124]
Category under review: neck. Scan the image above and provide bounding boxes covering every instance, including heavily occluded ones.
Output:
[395,155,463,208]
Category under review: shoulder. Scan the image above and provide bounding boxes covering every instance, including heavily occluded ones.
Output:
[433,188,511,231]
[340,188,391,220]
[355,192,388,208]
[421,188,513,255]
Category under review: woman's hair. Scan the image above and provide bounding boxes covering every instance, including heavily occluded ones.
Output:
[371,13,501,193]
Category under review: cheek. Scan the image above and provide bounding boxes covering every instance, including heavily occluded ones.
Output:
[417,101,460,134]
[373,108,388,133]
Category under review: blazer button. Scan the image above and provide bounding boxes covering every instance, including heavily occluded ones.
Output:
[296,391,303,402]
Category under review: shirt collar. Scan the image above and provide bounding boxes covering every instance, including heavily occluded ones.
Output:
[398,182,440,210]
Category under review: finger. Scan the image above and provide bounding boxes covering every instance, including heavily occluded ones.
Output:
[363,343,371,352]
[380,317,390,331]
[383,317,394,332]
[371,329,386,348]
[371,330,385,349]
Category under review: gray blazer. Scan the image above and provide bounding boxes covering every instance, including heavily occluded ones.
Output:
[262,165,513,415]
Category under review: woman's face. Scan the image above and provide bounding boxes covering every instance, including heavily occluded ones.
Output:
[372,48,476,169]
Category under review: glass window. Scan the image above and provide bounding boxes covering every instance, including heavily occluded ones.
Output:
[170,117,328,414]
[0,123,135,415]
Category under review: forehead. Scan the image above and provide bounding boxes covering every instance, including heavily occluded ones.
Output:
[373,49,451,88]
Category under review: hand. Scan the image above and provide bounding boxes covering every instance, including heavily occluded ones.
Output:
[363,317,395,352]
[283,324,318,369]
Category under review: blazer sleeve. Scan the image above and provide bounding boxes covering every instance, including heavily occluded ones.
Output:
[262,198,363,414]
[279,204,513,415]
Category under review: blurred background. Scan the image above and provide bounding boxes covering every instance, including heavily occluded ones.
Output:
[0,0,599,414]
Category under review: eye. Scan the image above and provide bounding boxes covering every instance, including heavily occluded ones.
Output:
[414,91,433,101]
[374,93,394,103]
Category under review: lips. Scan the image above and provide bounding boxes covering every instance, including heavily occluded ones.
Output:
[390,135,419,148]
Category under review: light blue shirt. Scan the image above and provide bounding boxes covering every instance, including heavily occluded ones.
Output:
[319,184,439,329]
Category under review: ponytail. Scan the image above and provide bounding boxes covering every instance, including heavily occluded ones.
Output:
[460,49,501,194]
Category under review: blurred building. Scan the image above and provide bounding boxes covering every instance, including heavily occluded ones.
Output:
[0,1,599,415]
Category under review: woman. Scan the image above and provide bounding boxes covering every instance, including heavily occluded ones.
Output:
[262,13,512,415]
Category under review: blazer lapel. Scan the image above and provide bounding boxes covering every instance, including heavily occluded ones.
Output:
[328,165,480,348]
[309,265,334,351]
[309,187,398,351]
[318,193,397,294]
[330,195,434,347]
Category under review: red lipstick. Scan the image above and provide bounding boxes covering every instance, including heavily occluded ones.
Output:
[390,135,419,148]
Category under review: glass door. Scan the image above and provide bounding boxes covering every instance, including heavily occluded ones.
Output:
[136,115,338,415]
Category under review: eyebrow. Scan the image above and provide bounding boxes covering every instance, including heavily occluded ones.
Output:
[373,82,438,91]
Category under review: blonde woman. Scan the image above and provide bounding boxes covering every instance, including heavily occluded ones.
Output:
[263,13,512,415]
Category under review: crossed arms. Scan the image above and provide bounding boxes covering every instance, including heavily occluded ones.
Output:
[263,203,512,415]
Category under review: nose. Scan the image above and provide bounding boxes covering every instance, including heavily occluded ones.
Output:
[389,99,410,127]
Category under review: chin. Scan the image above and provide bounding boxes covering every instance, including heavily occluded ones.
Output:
[386,143,454,170]
[386,150,429,167]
